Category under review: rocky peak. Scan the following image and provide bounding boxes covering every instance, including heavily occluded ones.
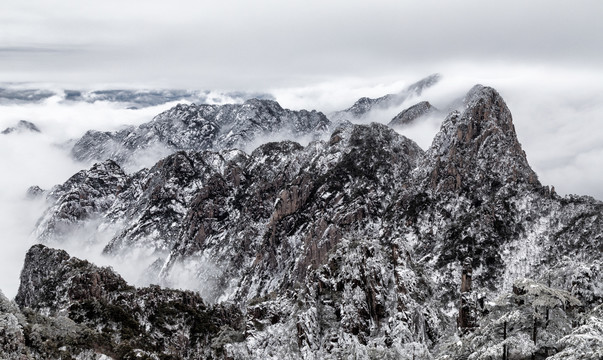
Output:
[159,122,425,301]
[243,97,284,110]
[12,245,244,359]
[51,159,126,196]
[388,101,437,128]
[70,99,331,170]
[1,120,41,135]
[344,96,374,118]
[102,149,242,254]
[35,159,127,242]
[419,85,540,193]
[15,244,129,314]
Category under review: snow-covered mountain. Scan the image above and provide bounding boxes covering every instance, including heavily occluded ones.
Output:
[2,84,602,359]
[70,99,331,171]
[388,101,438,128]
[1,120,41,135]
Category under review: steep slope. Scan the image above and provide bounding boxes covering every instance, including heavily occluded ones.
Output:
[35,123,425,298]
[388,86,603,351]
[34,160,128,243]
[0,289,29,359]
[162,123,425,302]
[71,99,331,170]
[388,101,438,128]
[418,85,539,193]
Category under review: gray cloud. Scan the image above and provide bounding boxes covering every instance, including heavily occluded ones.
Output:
[0,46,75,53]
[1,0,602,88]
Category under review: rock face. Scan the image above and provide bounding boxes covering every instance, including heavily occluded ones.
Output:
[34,160,128,243]
[388,101,437,128]
[1,120,41,135]
[15,245,129,314]
[71,99,331,170]
[13,244,243,359]
[420,85,540,193]
[20,84,603,359]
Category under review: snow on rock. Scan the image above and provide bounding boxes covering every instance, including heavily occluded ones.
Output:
[71,99,331,171]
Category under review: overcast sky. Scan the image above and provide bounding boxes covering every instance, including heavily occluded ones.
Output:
[1,0,602,89]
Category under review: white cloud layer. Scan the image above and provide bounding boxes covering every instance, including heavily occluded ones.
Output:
[1,1,602,88]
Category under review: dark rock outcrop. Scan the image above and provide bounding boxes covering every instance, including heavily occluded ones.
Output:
[16,244,129,314]
[14,244,244,359]
[25,185,45,199]
[0,290,29,359]
[419,85,540,193]
[388,101,437,128]
[34,160,128,242]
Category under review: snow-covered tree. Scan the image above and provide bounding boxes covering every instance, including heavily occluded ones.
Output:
[438,278,582,359]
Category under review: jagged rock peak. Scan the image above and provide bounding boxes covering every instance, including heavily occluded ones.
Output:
[12,244,245,359]
[45,159,127,204]
[406,73,441,94]
[34,159,128,242]
[243,97,283,109]
[1,120,41,134]
[462,84,515,131]
[388,100,437,128]
[420,84,540,193]
[15,244,130,314]
[70,98,331,169]
[25,185,46,199]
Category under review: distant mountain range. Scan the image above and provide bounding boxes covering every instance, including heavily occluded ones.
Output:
[0,86,273,108]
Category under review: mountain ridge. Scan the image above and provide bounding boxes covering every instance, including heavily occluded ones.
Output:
[70,99,331,171]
